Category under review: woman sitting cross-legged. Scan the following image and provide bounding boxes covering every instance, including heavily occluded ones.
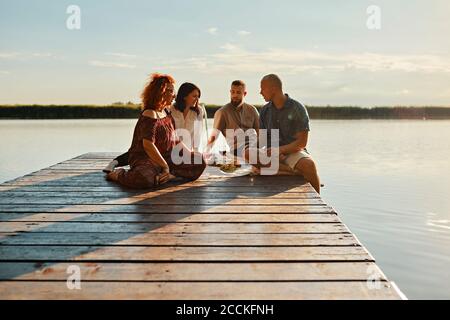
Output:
[106,73,206,188]
[102,81,206,173]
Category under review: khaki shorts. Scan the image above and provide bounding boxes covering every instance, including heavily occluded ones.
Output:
[282,149,311,171]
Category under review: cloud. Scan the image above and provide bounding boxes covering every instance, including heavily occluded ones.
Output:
[219,43,240,51]
[31,53,55,58]
[88,53,138,69]
[237,30,251,36]
[0,52,56,60]
[157,46,450,75]
[0,70,10,75]
[105,52,137,59]
[0,52,20,59]
[206,27,218,35]
[343,53,450,73]
[89,60,136,69]
[396,89,410,95]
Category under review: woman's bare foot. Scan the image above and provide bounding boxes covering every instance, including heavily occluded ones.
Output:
[105,168,124,181]
[154,172,175,186]
[250,166,261,176]
[103,160,119,173]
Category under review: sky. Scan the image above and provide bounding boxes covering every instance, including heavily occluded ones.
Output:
[0,0,449,106]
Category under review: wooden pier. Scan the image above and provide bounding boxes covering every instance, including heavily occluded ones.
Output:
[0,153,405,299]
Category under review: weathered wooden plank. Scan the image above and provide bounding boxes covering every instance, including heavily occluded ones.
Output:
[0,222,348,233]
[75,152,121,159]
[25,169,303,178]
[0,262,385,281]
[0,185,315,193]
[0,245,372,261]
[48,162,111,166]
[0,232,358,246]
[54,163,109,166]
[0,213,340,223]
[3,180,314,191]
[0,203,333,212]
[0,197,325,205]
[43,168,106,171]
[1,181,309,189]
[0,191,319,199]
[36,161,109,165]
[2,176,310,187]
[51,158,111,161]
[6,169,302,179]
[0,204,335,213]
[0,281,402,300]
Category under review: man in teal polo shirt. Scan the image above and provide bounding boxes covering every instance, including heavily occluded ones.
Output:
[245,74,321,193]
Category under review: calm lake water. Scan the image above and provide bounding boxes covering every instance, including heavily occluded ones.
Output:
[0,119,449,299]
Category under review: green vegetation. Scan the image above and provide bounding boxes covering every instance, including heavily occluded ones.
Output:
[1,104,449,119]
[305,106,450,120]
[0,104,141,119]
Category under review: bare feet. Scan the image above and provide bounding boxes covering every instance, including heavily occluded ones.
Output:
[250,166,261,176]
[105,168,124,182]
[103,160,119,173]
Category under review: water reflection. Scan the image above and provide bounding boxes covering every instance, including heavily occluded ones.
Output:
[0,119,449,299]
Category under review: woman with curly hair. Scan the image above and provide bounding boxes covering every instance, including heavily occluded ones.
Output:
[103,81,206,173]
[106,73,206,188]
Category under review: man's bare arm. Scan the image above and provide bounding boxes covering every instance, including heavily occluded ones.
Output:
[278,130,308,155]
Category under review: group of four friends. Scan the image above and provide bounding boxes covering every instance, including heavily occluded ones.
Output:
[104,73,321,193]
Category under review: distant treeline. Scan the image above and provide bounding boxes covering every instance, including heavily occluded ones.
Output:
[1,104,450,120]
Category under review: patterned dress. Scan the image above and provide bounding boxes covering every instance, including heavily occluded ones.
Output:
[116,110,206,189]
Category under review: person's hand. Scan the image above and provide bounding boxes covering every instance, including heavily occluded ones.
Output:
[155,165,171,185]
[204,143,212,155]
[203,152,215,165]
[161,165,170,173]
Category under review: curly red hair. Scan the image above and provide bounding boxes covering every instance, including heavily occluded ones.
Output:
[141,73,175,111]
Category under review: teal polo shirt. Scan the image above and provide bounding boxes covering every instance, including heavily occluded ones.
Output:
[259,94,310,148]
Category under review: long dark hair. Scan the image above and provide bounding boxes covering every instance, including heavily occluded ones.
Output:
[174,82,201,115]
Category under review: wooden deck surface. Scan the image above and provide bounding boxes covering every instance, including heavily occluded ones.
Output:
[0,153,405,299]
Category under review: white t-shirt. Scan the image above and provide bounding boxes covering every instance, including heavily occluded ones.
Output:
[169,104,205,152]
